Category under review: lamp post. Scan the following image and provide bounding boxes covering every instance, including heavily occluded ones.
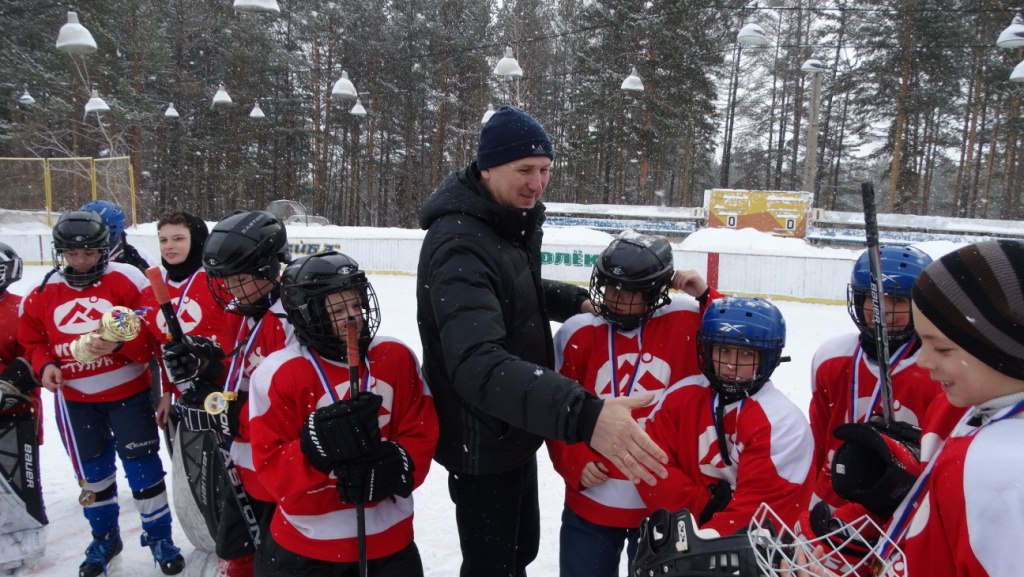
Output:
[800,58,826,195]
[719,22,769,188]
[492,46,523,106]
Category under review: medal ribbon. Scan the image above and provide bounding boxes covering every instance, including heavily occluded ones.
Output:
[55,387,87,485]
[848,338,915,423]
[309,349,370,402]
[224,317,264,394]
[608,325,645,398]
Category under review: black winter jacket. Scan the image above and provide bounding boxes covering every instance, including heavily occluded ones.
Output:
[417,164,603,475]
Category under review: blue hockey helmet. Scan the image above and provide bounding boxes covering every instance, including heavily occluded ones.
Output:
[80,199,126,244]
[697,297,786,402]
[847,245,932,344]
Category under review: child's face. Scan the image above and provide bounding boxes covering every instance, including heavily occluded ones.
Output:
[63,248,101,273]
[913,303,1024,407]
[158,223,191,265]
[712,345,760,382]
[862,294,912,333]
[223,273,274,303]
[326,289,365,341]
[604,286,649,316]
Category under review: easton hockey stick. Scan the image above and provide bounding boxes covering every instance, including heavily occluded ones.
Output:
[346,317,368,577]
[146,266,262,548]
[860,182,895,424]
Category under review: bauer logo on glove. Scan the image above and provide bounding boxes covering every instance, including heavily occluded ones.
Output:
[70,306,143,364]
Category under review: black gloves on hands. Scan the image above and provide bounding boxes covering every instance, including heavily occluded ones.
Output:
[162,336,225,384]
[299,392,383,473]
[698,480,734,525]
[335,441,415,505]
[831,421,922,519]
[0,358,38,411]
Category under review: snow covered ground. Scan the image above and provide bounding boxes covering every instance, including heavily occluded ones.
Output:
[3,225,959,577]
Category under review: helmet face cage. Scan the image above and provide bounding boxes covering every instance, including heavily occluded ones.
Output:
[205,273,277,317]
[282,253,380,361]
[847,245,932,345]
[747,503,906,577]
[589,234,674,331]
[203,211,290,315]
[52,211,111,288]
[697,297,785,401]
[80,199,126,243]
[0,242,23,293]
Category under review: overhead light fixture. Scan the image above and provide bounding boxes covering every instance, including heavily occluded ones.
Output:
[481,104,495,125]
[211,83,233,110]
[18,87,35,105]
[1011,60,1024,82]
[232,0,281,15]
[84,89,109,115]
[331,70,358,100]
[736,23,769,48]
[997,11,1024,49]
[55,11,98,55]
[493,46,523,77]
[164,103,179,118]
[621,67,644,92]
[249,102,266,119]
[350,98,367,117]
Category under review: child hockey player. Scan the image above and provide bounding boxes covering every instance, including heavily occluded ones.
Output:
[249,251,438,576]
[138,212,227,566]
[808,245,941,511]
[772,240,1024,577]
[161,209,293,577]
[80,199,155,272]
[548,232,718,577]
[18,211,183,577]
[640,296,814,537]
[0,242,47,574]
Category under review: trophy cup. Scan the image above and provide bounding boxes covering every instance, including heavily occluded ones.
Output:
[70,306,142,364]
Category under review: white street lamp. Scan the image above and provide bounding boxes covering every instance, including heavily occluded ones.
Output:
[164,103,180,118]
[55,11,97,55]
[331,70,358,101]
[481,104,495,125]
[211,83,233,110]
[801,58,827,194]
[249,101,266,119]
[350,98,367,117]
[736,23,769,48]
[621,67,644,92]
[84,89,110,115]
[493,47,523,77]
[233,0,281,15]
[18,87,35,105]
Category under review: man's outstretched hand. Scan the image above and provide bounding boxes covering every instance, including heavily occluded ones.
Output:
[588,393,668,486]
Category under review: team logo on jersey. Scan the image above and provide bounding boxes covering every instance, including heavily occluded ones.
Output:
[53,296,113,335]
[157,297,204,334]
[595,352,671,399]
[696,425,737,484]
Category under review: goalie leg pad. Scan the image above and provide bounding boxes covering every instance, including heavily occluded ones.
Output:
[0,411,47,530]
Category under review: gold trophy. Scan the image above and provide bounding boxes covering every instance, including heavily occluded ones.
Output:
[70,306,142,365]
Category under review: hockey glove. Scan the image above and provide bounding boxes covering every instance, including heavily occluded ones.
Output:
[173,403,232,436]
[698,480,733,525]
[0,358,38,411]
[831,422,921,520]
[792,501,883,577]
[162,336,225,385]
[335,440,415,505]
[299,392,383,472]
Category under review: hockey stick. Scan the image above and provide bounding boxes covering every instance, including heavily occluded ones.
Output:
[860,182,895,424]
[146,266,262,548]
[346,317,368,577]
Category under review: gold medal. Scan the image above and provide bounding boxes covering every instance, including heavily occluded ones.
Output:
[204,391,237,415]
[78,487,96,506]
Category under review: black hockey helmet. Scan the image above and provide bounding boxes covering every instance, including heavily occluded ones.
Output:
[0,242,23,293]
[630,508,762,577]
[589,232,674,330]
[697,297,786,403]
[52,210,111,287]
[281,251,380,362]
[203,210,290,316]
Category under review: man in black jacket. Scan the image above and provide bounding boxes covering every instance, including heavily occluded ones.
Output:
[417,106,668,577]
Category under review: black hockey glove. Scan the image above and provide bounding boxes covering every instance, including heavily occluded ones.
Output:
[162,336,225,385]
[299,392,383,473]
[831,422,921,520]
[0,358,38,411]
[335,440,414,505]
[698,480,734,525]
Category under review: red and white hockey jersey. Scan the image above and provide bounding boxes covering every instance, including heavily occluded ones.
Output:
[18,263,157,403]
[547,300,706,528]
[138,267,227,395]
[248,337,438,562]
[0,292,21,368]
[639,377,814,536]
[809,333,942,508]
[217,300,294,503]
[892,393,1024,577]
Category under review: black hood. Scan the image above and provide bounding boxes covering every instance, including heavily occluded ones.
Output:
[418,164,546,245]
[164,213,210,282]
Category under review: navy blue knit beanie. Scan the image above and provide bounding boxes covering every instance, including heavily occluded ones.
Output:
[476,106,554,170]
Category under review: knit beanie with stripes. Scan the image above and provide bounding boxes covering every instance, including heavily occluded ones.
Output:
[912,239,1024,380]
